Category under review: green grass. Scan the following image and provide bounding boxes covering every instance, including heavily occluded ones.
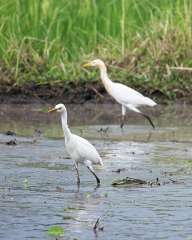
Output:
[0,0,192,99]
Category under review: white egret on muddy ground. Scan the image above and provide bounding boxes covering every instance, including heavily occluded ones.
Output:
[48,103,103,187]
[83,59,157,128]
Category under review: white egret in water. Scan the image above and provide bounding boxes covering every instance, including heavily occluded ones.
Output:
[83,59,157,128]
[48,104,103,186]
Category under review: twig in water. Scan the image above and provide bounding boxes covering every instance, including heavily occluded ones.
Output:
[93,217,104,232]
[93,217,101,232]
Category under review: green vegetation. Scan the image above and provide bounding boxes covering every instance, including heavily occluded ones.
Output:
[1,0,192,99]
[47,225,64,237]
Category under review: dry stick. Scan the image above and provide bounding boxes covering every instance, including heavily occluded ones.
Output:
[90,86,104,99]
[169,66,192,71]
[93,217,101,231]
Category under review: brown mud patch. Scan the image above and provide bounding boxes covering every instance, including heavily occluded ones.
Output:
[0,82,167,104]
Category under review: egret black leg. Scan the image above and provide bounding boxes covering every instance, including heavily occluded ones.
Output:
[141,113,155,129]
[84,160,101,187]
[87,166,100,187]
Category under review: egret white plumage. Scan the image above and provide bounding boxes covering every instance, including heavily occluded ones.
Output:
[83,59,157,128]
[48,103,103,187]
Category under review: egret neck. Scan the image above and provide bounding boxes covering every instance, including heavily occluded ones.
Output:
[60,111,71,142]
[99,64,113,94]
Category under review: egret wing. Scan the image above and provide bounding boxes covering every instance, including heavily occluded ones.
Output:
[72,134,102,165]
[110,82,147,106]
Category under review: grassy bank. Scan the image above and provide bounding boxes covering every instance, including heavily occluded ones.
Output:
[1,0,192,100]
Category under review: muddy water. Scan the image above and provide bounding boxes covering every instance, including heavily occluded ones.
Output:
[0,103,192,240]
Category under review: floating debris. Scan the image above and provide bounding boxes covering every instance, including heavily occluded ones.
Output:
[32,128,43,143]
[34,128,43,137]
[112,177,147,187]
[112,176,185,187]
[97,127,109,134]
[168,178,185,184]
[5,130,16,136]
[148,178,161,187]
[112,168,126,173]
[6,139,17,145]
[161,168,186,176]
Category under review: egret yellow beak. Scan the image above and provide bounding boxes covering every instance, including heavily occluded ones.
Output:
[83,62,92,68]
[48,107,57,113]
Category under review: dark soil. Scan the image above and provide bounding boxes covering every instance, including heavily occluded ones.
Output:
[0,82,170,104]
[0,83,111,104]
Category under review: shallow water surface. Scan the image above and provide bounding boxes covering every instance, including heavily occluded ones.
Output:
[0,103,192,240]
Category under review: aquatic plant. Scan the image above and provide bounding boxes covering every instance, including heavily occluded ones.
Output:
[47,225,64,237]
